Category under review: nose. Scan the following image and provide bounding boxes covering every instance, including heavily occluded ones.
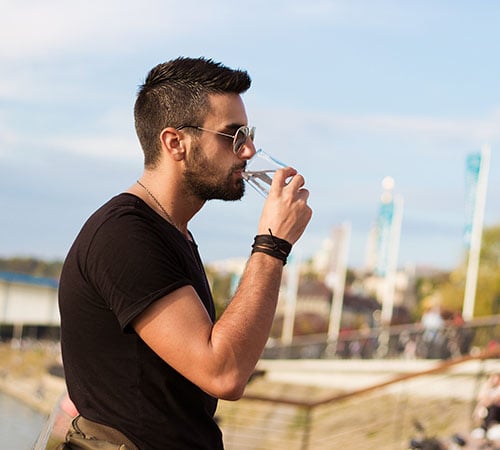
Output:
[237,138,256,160]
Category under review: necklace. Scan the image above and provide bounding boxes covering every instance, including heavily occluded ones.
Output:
[136,180,184,236]
[136,180,204,276]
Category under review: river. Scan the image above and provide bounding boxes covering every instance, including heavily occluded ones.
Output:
[0,391,46,449]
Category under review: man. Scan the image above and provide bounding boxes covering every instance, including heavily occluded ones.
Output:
[58,56,312,449]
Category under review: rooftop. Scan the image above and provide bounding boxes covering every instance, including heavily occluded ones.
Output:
[0,271,59,289]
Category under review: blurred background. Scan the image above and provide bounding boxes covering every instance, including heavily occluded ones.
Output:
[1,1,500,449]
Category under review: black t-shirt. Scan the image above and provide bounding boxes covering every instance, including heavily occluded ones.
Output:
[59,193,223,450]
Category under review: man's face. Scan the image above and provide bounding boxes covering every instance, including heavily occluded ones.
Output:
[183,93,255,201]
[183,139,246,201]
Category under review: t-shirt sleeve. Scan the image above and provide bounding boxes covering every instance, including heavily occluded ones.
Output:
[85,211,193,331]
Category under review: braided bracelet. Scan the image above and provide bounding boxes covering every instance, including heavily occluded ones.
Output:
[251,229,292,265]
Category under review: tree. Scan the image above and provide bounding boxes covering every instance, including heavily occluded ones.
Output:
[204,266,233,319]
[0,257,63,278]
[427,225,500,318]
[475,225,500,315]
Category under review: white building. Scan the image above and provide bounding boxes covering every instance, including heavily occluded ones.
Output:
[0,271,59,340]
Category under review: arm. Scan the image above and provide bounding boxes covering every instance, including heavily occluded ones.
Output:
[133,168,312,400]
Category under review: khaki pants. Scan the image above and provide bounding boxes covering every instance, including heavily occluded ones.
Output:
[57,415,139,450]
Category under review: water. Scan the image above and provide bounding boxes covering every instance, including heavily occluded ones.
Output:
[0,391,46,449]
[242,170,276,197]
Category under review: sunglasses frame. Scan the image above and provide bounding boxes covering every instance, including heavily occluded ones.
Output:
[176,125,255,155]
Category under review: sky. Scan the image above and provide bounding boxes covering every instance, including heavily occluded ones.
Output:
[1,0,500,272]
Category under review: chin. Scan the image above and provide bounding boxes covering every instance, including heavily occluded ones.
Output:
[220,190,244,202]
[198,179,245,202]
[222,179,245,201]
[218,185,245,202]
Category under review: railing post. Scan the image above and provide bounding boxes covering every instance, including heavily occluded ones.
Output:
[301,406,312,450]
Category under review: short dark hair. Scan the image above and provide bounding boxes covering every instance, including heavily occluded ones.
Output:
[134,57,252,167]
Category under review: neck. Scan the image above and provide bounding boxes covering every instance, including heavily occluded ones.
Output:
[133,179,190,238]
[129,169,205,230]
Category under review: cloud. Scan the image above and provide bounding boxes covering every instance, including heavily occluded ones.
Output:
[252,105,500,155]
[0,115,19,152]
[2,0,265,63]
[287,0,434,31]
[1,1,167,60]
[325,110,500,143]
[48,134,139,160]
[0,127,139,163]
[1,0,443,65]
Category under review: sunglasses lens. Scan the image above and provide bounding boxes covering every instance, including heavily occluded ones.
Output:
[234,127,255,154]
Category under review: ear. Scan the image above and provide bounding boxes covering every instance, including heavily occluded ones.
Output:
[160,127,186,161]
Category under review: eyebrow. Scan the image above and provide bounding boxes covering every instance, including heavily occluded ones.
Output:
[223,122,246,132]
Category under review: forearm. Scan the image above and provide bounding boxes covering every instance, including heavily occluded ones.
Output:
[207,170,312,394]
[210,252,283,390]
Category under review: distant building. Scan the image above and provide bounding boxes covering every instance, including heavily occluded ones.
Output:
[0,271,59,340]
[359,265,417,317]
[274,278,381,336]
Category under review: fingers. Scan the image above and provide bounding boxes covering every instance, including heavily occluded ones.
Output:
[297,186,310,202]
[268,167,310,202]
[258,166,312,244]
[270,167,304,194]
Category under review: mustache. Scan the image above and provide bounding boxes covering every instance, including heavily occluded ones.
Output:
[232,162,247,172]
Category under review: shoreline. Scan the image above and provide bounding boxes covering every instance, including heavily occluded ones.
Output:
[0,342,66,416]
[0,372,66,416]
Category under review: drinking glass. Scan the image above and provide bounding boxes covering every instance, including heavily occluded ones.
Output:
[242,149,287,198]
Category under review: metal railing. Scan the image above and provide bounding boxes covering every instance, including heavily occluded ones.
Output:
[218,347,500,449]
[262,315,500,360]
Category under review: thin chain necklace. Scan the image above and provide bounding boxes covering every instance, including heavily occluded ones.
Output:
[136,180,185,236]
[136,180,205,278]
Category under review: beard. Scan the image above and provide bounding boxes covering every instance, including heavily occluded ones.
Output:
[183,142,246,201]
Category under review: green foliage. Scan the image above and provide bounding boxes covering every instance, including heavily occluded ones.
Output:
[204,266,233,319]
[0,257,63,279]
[418,225,500,318]
[475,225,500,315]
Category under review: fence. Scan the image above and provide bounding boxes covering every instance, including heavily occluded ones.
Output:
[218,347,500,450]
[262,315,500,360]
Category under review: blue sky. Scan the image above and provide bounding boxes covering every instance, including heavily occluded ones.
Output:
[1,0,500,271]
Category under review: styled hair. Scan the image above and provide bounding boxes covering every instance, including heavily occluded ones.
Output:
[134,57,252,167]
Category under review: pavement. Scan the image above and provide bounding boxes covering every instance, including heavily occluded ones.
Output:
[257,358,500,397]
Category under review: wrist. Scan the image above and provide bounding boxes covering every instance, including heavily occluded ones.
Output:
[251,229,292,265]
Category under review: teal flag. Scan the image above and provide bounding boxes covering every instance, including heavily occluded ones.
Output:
[374,199,394,276]
[464,152,481,248]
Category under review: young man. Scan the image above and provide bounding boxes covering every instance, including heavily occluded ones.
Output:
[58,57,312,449]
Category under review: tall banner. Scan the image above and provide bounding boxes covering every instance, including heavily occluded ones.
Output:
[372,177,403,324]
[325,222,351,346]
[464,152,482,248]
[374,196,395,277]
[462,145,491,320]
[381,194,403,325]
[281,252,299,346]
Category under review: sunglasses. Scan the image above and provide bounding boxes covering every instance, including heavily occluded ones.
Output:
[177,125,255,155]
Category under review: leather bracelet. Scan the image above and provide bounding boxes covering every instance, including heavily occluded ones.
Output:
[251,229,292,265]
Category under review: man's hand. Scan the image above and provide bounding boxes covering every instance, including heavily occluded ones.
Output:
[257,166,312,244]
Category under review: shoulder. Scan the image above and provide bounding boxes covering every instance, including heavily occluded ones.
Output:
[92,193,152,222]
[82,193,170,240]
